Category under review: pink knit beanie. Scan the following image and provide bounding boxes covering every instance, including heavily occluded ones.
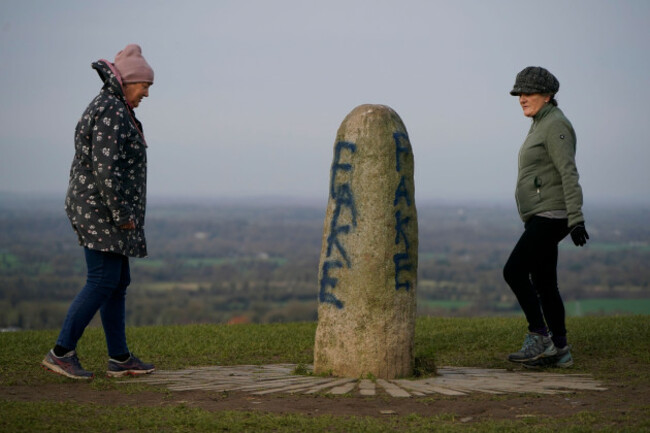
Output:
[113,44,154,84]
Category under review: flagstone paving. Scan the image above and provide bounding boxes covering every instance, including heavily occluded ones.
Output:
[122,364,607,397]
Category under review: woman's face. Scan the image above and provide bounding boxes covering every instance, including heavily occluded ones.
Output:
[123,82,151,108]
[519,93,549,117]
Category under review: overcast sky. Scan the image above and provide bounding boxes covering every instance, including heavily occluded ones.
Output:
[1,0,649,207]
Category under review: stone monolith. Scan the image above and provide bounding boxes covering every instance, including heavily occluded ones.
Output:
[313,104,418,379]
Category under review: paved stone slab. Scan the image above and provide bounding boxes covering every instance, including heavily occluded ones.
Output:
[122,364,607,397]
[303,378,354,395]
[329,381,357,395]
[376,378,411,398]
[358,379,376,396]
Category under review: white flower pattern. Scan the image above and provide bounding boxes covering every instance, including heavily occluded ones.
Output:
[64,60,148,258]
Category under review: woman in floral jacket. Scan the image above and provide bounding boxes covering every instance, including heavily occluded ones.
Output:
[42,45,156,379]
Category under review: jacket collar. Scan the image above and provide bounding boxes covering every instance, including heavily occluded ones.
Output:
[533,102,554,123]
[91,60,129,106]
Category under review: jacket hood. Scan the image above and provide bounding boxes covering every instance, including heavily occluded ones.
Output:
[92,59,127,102]
[91,59,147,146]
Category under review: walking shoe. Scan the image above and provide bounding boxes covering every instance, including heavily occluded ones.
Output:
[508,333,557,363]
[41,350,94,380]
[523,345,574,369]
[106,353,155,377]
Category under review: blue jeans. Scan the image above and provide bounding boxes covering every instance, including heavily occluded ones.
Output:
[56,248,130,357]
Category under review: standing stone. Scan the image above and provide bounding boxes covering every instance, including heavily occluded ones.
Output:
[314,104,418,379]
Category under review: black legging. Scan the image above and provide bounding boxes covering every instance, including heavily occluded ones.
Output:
[503,216,570,338]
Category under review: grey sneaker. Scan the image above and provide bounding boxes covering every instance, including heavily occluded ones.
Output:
[41,350,94,380]
[106,353,155,377]
[508,333,557,363]
[524,345,573,369]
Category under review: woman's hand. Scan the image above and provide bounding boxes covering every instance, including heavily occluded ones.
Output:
[570,223,589,246]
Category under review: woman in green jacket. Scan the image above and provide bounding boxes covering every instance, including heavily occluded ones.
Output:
[504,66,589,368]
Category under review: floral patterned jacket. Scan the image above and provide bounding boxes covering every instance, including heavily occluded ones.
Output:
[65,60,148,258]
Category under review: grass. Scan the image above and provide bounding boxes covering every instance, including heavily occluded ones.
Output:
[0,322,317,384]
[2,400,636,433]
[2,400,646,433]
[1,316,649,432]
[416,316,650,383]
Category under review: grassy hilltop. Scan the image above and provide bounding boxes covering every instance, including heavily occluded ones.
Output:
[1,316,649,432]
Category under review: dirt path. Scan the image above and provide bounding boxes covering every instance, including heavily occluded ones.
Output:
[1,382,645,422]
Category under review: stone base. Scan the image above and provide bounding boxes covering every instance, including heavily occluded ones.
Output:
[123,364,607,397]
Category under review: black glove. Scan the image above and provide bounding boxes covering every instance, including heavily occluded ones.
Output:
[570,223,589,246]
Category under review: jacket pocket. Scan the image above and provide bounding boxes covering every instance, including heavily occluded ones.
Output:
[532,176,543,202]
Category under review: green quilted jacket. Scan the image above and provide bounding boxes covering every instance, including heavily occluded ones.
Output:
[515,103,584,227]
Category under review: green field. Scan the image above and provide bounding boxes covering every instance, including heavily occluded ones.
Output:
[130,255,288,270]
[565,298,650,316]
[419,298,650,316]
[572,241,650,253]
[0,252,53,273]
[0,252,19,270]
[418,299,472,310]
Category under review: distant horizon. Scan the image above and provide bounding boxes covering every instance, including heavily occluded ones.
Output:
[1,190,648,209]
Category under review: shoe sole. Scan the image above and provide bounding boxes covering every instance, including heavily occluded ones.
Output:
[556,359,574,368]
[508,346,558,363]
[508,353,556,363]
[41,360,94,380]
[106,368,155,378]
[523,359,574,369]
